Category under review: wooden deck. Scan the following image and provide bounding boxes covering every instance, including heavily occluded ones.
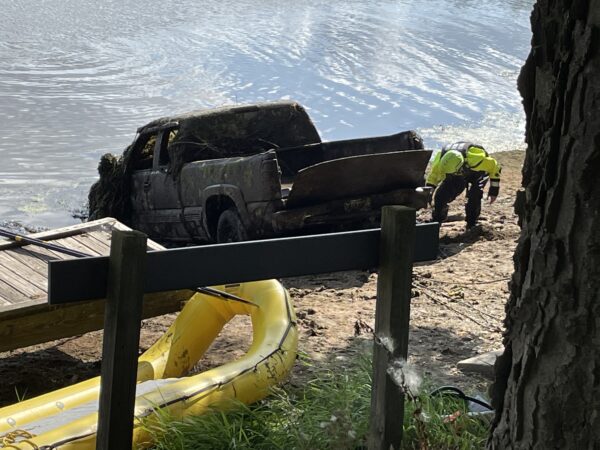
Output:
[0,218,192,352]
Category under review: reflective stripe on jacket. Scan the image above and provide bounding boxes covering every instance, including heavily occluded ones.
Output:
[426,143,502,195]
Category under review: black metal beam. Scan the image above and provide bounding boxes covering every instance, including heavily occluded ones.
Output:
[48,223,439,305]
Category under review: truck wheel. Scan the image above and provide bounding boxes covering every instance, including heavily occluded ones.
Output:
[216,208,248,243]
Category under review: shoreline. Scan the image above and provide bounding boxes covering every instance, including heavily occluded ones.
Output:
[0,150,524,406]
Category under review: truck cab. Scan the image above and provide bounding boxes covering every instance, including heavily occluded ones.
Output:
[90,101,432,244]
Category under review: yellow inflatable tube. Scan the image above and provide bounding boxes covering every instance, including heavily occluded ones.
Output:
[0,279,298,449]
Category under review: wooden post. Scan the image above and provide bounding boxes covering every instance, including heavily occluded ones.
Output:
[368,206,415,450]
[96,230,147,450]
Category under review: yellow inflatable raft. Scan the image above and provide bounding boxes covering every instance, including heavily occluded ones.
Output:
[0,279,297,449]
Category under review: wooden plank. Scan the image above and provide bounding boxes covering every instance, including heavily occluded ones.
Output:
[79,232,113,255]
[13,242,72,262]
[111,221,164,251]
[0,278,30,304]
[97,230,147,450]
[48,223,440,304]
[0,290,190,352]
[368,206,415,450]
[29,217,116,240]
[0,217,162,255]
[87,229,113,244]
[0,217,176,256]
[0,217,117,251]
[0,252,48,292]
[0,259,44,299]
[0,220,187,351]
[0,299,46,315]
[12,245,59,263]
[67,235,103,256]
[84,231,110,247]
[102,230,163,254]
[7,248,49,277]
[44,245,74,260]
[56,236,98,257]
[1,230,89,258]
[0,251,45,280]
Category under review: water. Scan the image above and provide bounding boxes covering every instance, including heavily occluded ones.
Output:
[0,0,533,230]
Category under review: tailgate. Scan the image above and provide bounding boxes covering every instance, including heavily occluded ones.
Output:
[273,187,431,233]
[286,149,432,208]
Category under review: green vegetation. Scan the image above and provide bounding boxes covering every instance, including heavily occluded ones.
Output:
[145,357,490,450]
[403,393,490,450]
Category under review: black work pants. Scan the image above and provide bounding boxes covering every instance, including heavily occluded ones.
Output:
[432,172,488,226]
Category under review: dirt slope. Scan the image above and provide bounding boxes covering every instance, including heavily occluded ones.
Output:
[0,150,524,406]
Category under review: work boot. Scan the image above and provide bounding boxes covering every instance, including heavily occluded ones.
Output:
[431,205,448,224]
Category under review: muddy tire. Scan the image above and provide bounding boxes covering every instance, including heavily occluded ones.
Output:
[216,208,248,243]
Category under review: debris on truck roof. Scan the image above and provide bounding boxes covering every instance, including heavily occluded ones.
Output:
[88,101,321,222]
[88,100,429,244]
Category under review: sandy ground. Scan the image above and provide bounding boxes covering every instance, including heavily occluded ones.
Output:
[0,151,523,407]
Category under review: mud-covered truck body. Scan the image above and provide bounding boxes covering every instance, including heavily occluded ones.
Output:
[89,101,432,244]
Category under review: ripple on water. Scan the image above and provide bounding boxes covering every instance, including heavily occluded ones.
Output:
[0,0,533,227]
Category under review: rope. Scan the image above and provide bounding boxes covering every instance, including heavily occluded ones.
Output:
[0,430,42,449]
[420,291,493,330]
[418,286,502,323]
[418,276,510,286]
[413,277,504,324]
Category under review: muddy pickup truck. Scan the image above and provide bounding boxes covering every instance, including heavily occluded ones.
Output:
[88,101,432,244]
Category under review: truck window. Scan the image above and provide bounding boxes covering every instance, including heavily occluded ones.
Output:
[159,130,178,166]
[130,133,156,170]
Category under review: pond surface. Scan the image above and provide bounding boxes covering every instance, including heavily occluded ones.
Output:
[0,0,533,229]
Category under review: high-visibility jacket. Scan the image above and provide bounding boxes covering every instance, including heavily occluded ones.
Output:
[426,142,502,196]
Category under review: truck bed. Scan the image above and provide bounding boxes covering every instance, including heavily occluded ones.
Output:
[275,130,423,182]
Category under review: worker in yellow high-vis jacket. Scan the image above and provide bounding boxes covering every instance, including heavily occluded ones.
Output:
[426,142,501,229]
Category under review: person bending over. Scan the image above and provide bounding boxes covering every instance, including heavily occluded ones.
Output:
[426,141,501,229]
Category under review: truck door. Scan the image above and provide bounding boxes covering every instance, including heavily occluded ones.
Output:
[145,126,190,241]
[130,133,156,231]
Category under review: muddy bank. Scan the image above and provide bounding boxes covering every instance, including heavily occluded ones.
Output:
[0,150,523,406]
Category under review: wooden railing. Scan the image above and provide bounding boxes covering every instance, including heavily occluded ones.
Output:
[48,206,439,450]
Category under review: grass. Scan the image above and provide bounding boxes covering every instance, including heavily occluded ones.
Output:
[403,391,490,450]
[144,356,490,450]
